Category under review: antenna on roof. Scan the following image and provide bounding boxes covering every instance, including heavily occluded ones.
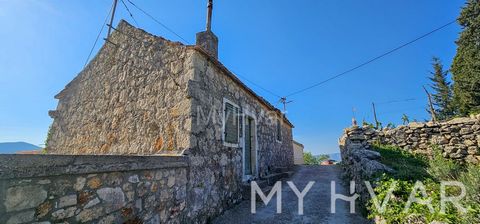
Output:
[279,97,293,114]
[106,0,119,38]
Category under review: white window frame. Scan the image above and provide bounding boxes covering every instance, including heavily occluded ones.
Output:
[222,98,240,147]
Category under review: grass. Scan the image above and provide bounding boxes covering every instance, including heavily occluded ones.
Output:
[372,144,430,181]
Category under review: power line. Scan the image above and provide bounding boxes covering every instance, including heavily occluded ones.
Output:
[120,0,139,27]
[126,0,190,44]
[377,98,416,105]
[84,3,114,68]
[285,19,457,97]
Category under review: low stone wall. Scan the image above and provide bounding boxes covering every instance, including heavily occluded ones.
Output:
[0,155,189,224]
[347,117,480,164]
[339,127,393,207]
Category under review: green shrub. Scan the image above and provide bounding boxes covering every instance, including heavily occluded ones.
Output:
[368,145,477,224]
[458,164,480,223]
[427,147,462,181]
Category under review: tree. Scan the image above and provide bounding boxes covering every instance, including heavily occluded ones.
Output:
[429,57,454,120]
[317,154,330,162]
[303,152,318,165]
[451,0,480,115]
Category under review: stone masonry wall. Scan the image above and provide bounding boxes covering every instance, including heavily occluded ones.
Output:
[0,155,189,224]
[48,21,194,155]
[184,50,294,220]
[339,116,480,209]
[350,116,480,164]
[339,127,394,207]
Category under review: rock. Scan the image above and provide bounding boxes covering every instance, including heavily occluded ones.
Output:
[98,214,116,224]
[468,147,478,155]
[447,117,476,125]
[74,177,86,191]
[84,197,100,209]
[6,210,35,224]
[128,175,140,183]
[5,185,47,212]
[465,139,476,147]
[76,207,104,223]
[97,187,125,212]
[465,155,479,164]
[36,201,52,218]
[460,128,473,135]
[52,206,76,220]
[408,122,425,129]
[87,177,102,189]
[450,137,460,145]
[167,176,176,187]
[58,194,77,208]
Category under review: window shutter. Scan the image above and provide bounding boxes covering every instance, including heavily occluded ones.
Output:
[224,102,239,144]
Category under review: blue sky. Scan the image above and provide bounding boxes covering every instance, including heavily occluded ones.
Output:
[0,0,465,154]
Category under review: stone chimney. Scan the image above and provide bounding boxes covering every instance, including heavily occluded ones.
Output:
[196,0,218,59]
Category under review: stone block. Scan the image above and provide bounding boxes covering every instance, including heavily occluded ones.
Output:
[6,210,35,224]
[5,185,47,212]
[58,194,77,208]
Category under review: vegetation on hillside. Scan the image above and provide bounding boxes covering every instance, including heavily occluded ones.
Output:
[303,152,330,165]
[367,144,480,223]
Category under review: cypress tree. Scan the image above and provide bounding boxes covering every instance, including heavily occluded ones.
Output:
[429,57,454,120]
[451,0,480,115]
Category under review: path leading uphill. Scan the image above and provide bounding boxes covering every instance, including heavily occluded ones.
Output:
[213,165,368,224]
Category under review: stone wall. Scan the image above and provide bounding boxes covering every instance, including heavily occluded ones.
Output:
[185,50,294,220]
[343,117,480,164]
[0,154,189,224]
[339,116,480,209]
[48,21,194,155]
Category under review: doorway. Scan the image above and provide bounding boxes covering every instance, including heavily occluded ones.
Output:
[243,115,257,180]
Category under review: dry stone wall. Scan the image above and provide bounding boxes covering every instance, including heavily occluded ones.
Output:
[339,116,480,208]
[348,116,480,164]
[0,155,188,224]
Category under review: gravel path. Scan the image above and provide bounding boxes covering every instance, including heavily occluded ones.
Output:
[213,165,369,224]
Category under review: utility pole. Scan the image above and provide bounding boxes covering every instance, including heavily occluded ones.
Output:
[279,97,293,114]
[107,0,119,38]
[372,102,379,129]
[423,86,437,123]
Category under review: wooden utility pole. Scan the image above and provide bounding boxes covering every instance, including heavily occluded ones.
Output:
[423,86,437,123]
[107,0,119,38]
[372,102,379,129]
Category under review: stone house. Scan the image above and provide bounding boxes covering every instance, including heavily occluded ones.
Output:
[47,15,294,220]
[293,140,305,165]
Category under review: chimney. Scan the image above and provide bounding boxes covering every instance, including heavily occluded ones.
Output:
[196,0,218,59]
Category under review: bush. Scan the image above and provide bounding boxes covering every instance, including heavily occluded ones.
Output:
[427,147,462,181]
[458,164,480,223]
[368,145,478,224]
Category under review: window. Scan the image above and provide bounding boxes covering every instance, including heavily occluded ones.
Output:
[276,119,282,142]
[223,100,240,146]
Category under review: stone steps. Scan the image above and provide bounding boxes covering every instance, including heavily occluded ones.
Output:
[241,169,293,200]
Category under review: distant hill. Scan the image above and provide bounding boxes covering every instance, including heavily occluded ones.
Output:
[0,142,41,154]
[328,153,341,161]
[314,152,342,162]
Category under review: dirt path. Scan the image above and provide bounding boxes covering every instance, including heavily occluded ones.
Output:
[213,165,369,224]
